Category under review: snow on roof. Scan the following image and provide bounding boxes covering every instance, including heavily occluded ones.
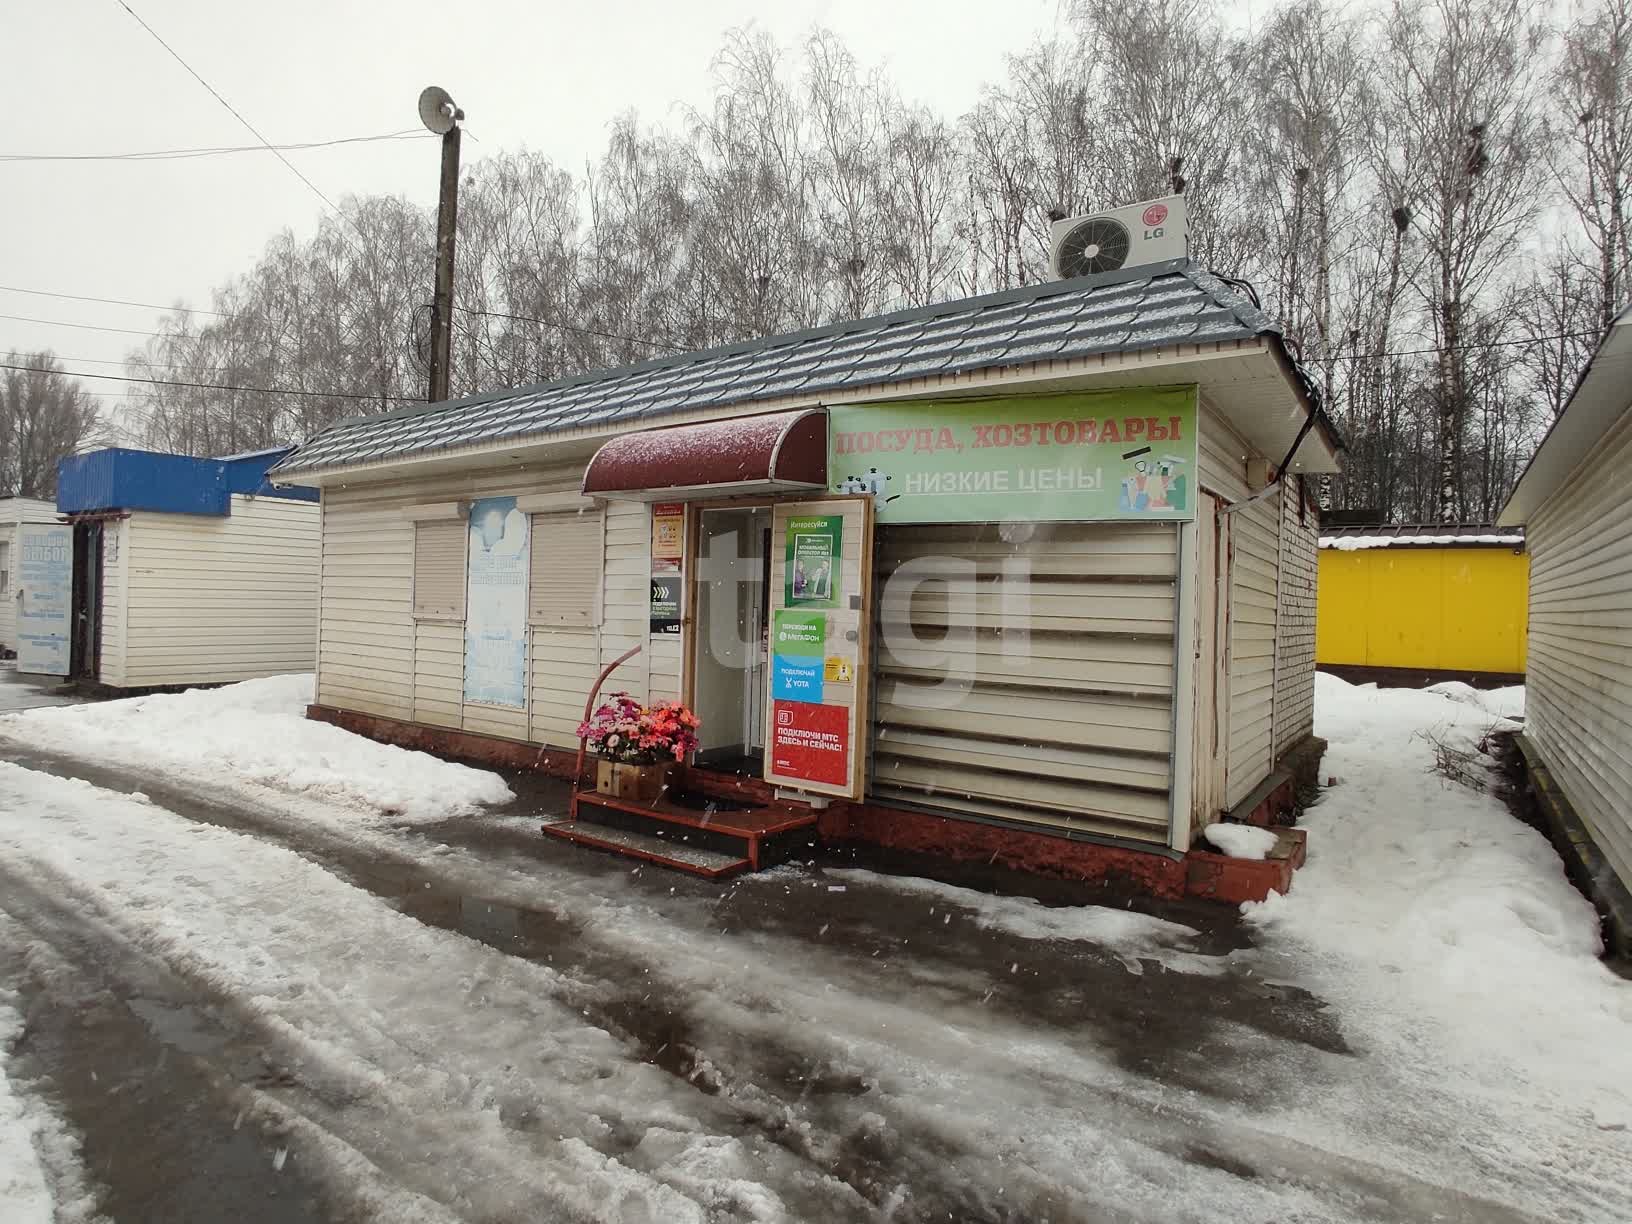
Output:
[1318,523,1524,550]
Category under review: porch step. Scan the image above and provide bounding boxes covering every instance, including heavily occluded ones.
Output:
[541,819,753,879]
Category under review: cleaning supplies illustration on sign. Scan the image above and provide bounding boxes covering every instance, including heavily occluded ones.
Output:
[1117,449,1189,514]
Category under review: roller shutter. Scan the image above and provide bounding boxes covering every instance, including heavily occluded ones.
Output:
[413,520,466,620]
[871,522,1178,844]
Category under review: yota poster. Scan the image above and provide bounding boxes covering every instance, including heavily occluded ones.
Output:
[826,387,1199,524]
[784,514,841,607]
[770,610,826,702]
[464,496,529,708]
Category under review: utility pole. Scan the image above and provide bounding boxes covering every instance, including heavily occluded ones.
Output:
[418,86,465,404]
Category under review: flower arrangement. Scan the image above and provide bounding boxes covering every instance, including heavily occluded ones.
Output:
[577,693,701,764]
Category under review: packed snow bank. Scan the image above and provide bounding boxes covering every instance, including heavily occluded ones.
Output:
[0,1001,54,1224]
[1202,823,1278,860]
[1422,680,1526,721]
[1252,674,1632,1123]
[0,675,512,824]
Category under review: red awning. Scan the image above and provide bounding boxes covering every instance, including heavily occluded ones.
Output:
[580,408,828,501]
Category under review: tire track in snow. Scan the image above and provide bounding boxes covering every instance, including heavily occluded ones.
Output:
[0,762,865,1223]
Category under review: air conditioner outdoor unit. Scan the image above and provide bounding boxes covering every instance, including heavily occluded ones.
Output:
[1049,195,1188,279]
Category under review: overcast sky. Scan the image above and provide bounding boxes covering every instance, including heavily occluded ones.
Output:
[6,0,1080,417]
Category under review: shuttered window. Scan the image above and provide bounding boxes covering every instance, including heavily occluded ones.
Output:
[413,520,467,619]
[871,521,1179,845]
[0,541,9,593]
[530,511,601,626]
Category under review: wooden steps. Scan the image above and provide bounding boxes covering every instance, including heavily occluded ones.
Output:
[541,788,820,878]
[541,819,752,878]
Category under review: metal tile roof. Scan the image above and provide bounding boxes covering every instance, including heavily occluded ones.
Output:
[275,259,1280,476]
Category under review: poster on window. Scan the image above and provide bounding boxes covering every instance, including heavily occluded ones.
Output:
[464,496,529,708]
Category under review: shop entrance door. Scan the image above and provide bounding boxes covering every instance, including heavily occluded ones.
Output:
[763,497,874,801]
[692,506,771,770]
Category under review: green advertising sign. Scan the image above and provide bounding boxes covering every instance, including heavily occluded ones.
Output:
[827,387,1198,524]
[784,514,842,607]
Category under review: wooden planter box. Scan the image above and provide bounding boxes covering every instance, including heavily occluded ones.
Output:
[596,759,671,803]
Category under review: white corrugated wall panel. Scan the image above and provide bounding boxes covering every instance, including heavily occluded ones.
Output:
[1273,479,1318,754]
[121,497,319,689]
[0,525,16,654]
[1526,407,1632,891]
[599,499,652,701]
[98,519,129,687]
[322,461,620,745]
[871,521,1177,844]
[319,490,415,719]
[1199,398,1280,808]
[0,500,59,654]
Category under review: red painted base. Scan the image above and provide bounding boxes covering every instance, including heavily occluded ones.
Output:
[818,801,1190,898]
[1185,828,1308,904]
[305,704,1310,904]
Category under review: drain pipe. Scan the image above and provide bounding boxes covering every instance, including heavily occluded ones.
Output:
[569,642,644,790]
[1221,409,1317,516]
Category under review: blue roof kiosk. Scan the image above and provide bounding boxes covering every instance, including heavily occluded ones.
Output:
[41,446,322,689]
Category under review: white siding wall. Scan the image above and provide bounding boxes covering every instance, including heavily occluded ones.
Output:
[1526,406,1632,891]
[0,499,57,653]
[318,462,647,749]
[98,519,130,687]
[120,496,319,688]
[1198,399,1279,809]
[1273,478,1318,754]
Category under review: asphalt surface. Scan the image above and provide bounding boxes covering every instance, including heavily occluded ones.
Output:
[0,741,1540,1224]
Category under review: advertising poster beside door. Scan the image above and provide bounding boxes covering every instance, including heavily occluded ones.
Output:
[16,522,72,676]
[464,496,529,708]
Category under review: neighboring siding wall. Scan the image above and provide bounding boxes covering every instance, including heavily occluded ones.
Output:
[0,525,15,652]
[0,500,57,652]
[1199,399,1279,808]
[1317,547,1529,674]
[1526,406,1632,891]
[1274,481,1317,753]
[98,519,130,687]
[121,496,319,688]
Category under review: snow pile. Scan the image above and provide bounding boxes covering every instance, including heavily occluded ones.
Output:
[0,1001,54,1224]
[1201,823,1278,860]
[0,675,512,823]
[1423,679,1525,722]
[1251,674,1632,1128]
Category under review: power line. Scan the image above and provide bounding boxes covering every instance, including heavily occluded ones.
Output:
[0,312,165,337]
[1324,330,1603,362]
[114,1,349,222]
[47,353,248,374]
[1,130,433,163]
[0,284,228,317]
[0,361,413,403]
